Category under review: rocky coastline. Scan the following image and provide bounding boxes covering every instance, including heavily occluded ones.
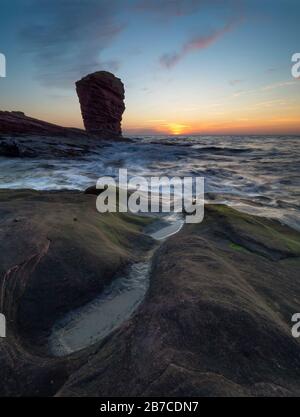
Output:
[0,190,299,397]
[0,71,127,159]
[1,70,300,397]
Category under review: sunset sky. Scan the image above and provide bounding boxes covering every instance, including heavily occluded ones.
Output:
[0,0,300,135]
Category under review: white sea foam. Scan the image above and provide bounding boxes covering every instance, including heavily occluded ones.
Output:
[1,135,299,229]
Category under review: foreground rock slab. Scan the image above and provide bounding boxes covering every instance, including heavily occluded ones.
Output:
[58,205,300,397]
[1,194,300,397]
[0,190,152,396]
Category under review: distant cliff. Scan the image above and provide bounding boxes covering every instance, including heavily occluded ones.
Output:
[0,110,86,138]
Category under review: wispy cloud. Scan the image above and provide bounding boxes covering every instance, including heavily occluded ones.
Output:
[160,17,242,68]
[229,79,299,100]
[266,67,277,73]
[261,81,297,90]
[135,0,207,18]
[232,89,246,97]
[20,0,125,88]
[229,79,244,86]
[253,99,287,108]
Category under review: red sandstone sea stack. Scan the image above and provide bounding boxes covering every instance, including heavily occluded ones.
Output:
[76,71,125,139]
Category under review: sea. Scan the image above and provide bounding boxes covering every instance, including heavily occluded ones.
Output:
[1,135,299,231]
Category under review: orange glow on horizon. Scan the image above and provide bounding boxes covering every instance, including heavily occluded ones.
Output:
[167,123,190,135]
[123,117,300,136]
[123,102,300,135]
[27,113,300,136]
[22,96,300,136]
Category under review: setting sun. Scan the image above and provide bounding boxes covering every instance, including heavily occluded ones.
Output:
[167,123,189,135]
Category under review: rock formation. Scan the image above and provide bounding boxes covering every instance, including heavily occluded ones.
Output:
[76,71,125,138]
[0,111,96,158]
[0,110,85,138]
[0,71,126,144]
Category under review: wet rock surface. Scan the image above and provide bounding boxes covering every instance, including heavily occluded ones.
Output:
[0,190,153,396]
[0,136,96,159]
[58,206,300,397]
[1,195,300,397]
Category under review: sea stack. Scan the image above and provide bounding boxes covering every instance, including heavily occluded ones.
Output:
[76,71,125,139]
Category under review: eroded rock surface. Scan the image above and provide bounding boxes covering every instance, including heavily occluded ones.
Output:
[58,206,300,397]
[76,71,125,138]
[0,190,152,396]
[1,195,300,397]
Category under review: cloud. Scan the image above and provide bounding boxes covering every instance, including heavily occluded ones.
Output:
[233,89,246,97]
[135,0,207,18]
[160,17,242,68]
[254,99,287,108]
[266,67,277,73]
[229,79,244,86]
[20,0,125,88]
[262,81,297,90]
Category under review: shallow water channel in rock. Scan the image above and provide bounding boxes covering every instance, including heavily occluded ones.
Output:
[49,217,183,356]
